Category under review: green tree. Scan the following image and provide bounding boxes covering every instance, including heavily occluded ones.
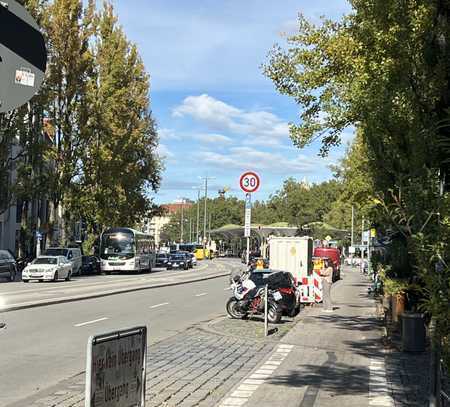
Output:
[265,0,450,365]
[326,130,375,229]
[73,2,160,230]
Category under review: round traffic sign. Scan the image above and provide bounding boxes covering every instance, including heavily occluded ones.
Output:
[0,1,47,113]
[239,171,260,193]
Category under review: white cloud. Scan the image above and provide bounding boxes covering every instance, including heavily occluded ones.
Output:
[192,133,233,144]
[157,144,174,160]
[172,94,289,142]
[158,128,180,141]
[198,146,318,174]
[160,128,233,145]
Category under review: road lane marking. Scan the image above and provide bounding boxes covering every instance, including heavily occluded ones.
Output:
[369,358,394,406]
[220,344,293,407]
[74,317,109,327]
[149,302,169,309]
[195,293,208,297]
[1,261,222,296]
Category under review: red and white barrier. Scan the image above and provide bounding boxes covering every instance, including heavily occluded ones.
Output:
[299,272,323,303]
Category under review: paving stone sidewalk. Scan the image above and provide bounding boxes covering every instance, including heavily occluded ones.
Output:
[385,347,430,407]
[218,267,435,407]
[6,327,279,407]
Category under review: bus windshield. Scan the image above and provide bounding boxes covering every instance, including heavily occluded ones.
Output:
[100,232,135,260]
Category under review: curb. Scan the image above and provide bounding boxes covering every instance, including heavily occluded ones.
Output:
[1,270,233,313]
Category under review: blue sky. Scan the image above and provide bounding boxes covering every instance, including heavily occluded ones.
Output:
[112,0,352,203]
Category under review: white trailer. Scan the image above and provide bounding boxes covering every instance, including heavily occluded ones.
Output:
[268,236,313,282]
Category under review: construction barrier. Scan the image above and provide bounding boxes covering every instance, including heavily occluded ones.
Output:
[299,272,323,303]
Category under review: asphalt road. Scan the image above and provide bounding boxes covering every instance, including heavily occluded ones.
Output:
[0,258,237,311]
[0,259,240,406]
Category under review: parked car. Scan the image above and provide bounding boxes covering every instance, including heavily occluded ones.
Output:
[156,253,170,268]
[189,253,197,267]
[81,255,99,274]
[43,247,82,275]
[22,256,72,282]
[179,251,193,268]
[0,250,17,281]
[166,253,189,270]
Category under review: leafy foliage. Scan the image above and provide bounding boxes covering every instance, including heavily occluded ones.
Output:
[1,0,161,253]
[265,0,450,366]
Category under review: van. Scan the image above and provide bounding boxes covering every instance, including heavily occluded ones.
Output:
[43,247,82,275]
[313,247,341,280]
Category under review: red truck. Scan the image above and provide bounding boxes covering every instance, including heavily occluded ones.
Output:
[313,247,341,281]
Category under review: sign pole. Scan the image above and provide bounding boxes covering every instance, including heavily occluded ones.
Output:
[246,236,250,265]
[244,193,251,265]
[239,171,260,266]
[264,284,268,337]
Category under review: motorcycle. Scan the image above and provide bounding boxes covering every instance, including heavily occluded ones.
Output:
[226,273,283,323]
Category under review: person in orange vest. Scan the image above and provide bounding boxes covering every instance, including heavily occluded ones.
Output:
[321,259,334,312]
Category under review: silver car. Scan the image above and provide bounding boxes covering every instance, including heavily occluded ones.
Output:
[22,256,73,282]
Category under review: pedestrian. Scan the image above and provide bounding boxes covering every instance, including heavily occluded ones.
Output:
[321,260,334,312]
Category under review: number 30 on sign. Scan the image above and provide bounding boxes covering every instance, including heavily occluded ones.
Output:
[239,171,260,193]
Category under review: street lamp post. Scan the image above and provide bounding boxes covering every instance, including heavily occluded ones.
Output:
[351,205,354,247]
[192,186,202,244]
[180,199,185,242]
[200,176,215,258]
[203,178,208,258]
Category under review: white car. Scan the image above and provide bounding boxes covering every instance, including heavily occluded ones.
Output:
[190,253,197,266]
[22,256,73,282]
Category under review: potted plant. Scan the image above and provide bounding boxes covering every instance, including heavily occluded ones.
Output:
[383,277,408,323]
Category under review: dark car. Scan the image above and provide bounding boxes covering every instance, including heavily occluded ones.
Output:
[166,253,189,270]
[179,252,193,268]
[0,250,17,281]
[81,255,100,274]
[156,253,169,268]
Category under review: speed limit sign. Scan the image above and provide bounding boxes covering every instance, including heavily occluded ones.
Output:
[239,171,260,193]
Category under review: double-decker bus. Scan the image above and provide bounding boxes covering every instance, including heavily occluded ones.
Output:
[100,228,156,274]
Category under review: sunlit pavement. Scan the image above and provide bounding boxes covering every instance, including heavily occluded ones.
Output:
[219,268,417,407]
[2,264,425,407]
[0,259,243,406]
[0,258,239,312]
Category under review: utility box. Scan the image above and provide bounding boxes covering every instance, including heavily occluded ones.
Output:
[268,236,313,282]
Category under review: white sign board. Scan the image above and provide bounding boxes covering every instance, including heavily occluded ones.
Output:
[85,326,147,407]
[362,230,370,244]
[244,193,251,237]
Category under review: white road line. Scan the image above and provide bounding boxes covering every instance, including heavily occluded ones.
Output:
[219,344,293,407]
[195,293,208,297]
[369,358,394,406]
[149,302,169,309]
[74,317,109,327]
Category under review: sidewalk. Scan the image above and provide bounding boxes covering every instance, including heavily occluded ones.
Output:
[219,267,396,407]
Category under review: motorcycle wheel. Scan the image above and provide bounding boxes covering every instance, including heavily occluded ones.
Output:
[267,302,282,324]
[289,305,300,317]
[226,298,247,319]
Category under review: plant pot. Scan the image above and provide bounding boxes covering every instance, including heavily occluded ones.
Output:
[382,294,392,310]
[392,292,406,323]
